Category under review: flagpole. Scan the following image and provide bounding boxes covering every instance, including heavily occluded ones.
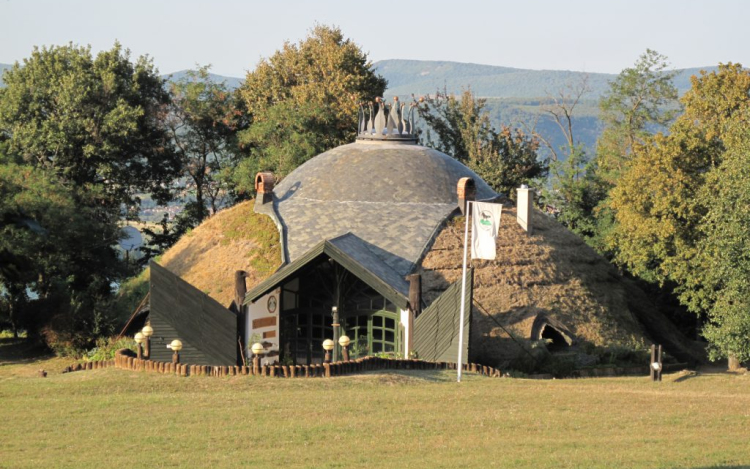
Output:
[457,201,471,383]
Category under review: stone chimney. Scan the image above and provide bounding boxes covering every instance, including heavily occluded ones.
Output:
[457,177,476,215]
[255,172,275,205]
[516,185,533,235]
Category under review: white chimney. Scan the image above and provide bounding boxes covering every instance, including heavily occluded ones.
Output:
[517,186,533,235]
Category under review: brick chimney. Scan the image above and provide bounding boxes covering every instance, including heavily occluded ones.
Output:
[255,172,275,205]
[457,177,476,215]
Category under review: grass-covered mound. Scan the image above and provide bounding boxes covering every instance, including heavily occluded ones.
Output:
[419,205,704,366]
[116,201,281,321]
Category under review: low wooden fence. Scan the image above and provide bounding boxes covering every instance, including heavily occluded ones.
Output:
[62,360,116,373]
[101,348,502,379]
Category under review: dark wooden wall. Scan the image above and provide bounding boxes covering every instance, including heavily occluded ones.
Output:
[413,269,473,364]
[149,262,238,365]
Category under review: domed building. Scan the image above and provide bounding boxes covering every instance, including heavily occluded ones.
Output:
[142,100,703,368]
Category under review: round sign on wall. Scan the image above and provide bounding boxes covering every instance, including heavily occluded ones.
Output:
[267,296,277,314]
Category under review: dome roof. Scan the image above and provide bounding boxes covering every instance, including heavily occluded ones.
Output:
[262,141,498,277]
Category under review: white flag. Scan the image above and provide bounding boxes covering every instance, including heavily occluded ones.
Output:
[471,202,502,260]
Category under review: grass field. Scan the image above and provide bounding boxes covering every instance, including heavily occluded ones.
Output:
[1,339,748,469]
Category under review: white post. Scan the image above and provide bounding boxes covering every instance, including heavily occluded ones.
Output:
[457,201,471,382]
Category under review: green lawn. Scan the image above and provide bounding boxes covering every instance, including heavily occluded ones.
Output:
[1,339,748,468]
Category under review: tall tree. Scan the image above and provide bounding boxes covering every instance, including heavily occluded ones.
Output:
[166,65,242,223]
[0,43,181,345]
[0,162,121,339]
[0,43,181,214]
[596,49,679,186]
[608,63,750,362]
[683,120,750,362]
[418,89,546,198]
[533,75,607,240]
[233,25,386,190]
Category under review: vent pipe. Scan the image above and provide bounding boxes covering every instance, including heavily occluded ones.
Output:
[516,185,533,234]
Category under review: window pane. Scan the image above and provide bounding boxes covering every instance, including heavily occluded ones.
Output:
[385,317,395,329]
[312,315,323,326]
[313,327,323,338]
[385,330,394,343]
[374,316,383,327]
[373,329,383,340]
[372,342,383,353]
[384,343,395,352]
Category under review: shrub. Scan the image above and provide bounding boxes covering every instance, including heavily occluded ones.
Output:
[85,337,136,362]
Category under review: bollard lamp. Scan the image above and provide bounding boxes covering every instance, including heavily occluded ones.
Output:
[169,339,183,364]
[134,332,145,359]
[323,339,334,363]
[339,335,351,362]
[140,324,154,359]
[251,342,265,357]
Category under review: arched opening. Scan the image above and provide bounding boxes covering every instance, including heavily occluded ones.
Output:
[541,324,570,352]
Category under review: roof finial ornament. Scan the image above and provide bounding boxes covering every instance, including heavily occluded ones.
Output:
[357,96,418,143]
[374,97,386,136]
[367,101,375,133]
[358,102,366,134]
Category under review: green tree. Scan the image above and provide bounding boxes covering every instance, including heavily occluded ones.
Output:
[596,49,679,185]
[608,64,750,362]
[0,43,182,345]
[418,90,546,198]
[534,75,607,238]
[682,120,750,362]
[166,65,242,224]
[233,25,386,189]
[0,43,180,214]
[544,147,607,241]
[0,163,121,340]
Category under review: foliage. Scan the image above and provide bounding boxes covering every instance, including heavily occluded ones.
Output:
[167,65,243,222]
[85,336,136,361]
[681,120,750,362]
[233,25,386,189]
[541,146,607,241]
[418,89,546,198]
[0,43,181,213]
[0,43,181,346]
[0,163,123,340]
[595,49,679,186]
[609,63,750,361]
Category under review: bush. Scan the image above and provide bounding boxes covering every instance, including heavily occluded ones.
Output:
[85,337,136,362]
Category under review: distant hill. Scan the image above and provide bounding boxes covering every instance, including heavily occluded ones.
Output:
[163,70,243,90]
[373,60,719,157]
[374,59,717,99]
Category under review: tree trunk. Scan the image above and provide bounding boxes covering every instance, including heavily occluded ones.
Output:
[728,355,741,371]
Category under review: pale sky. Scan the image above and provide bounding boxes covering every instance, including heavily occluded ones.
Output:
[1,0,747,77]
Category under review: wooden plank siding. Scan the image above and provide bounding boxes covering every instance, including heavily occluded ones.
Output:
[148,262,238,365]
[413,268,473,364]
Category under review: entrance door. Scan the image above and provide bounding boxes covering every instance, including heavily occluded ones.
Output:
[344,311,400,358]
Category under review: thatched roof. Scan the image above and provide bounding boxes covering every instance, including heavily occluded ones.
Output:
[418,203,704,365]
